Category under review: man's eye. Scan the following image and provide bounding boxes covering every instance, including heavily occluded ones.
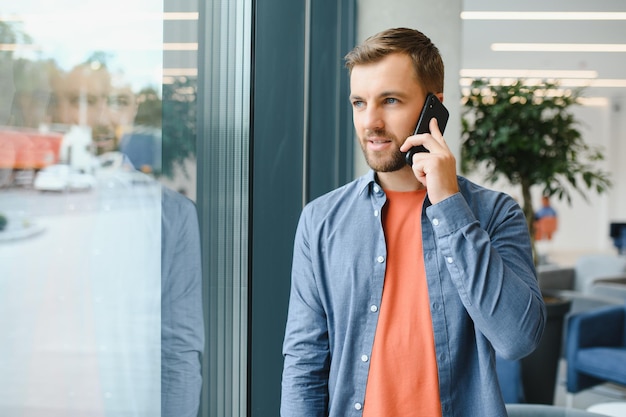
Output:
[352,100,364,108]
[384,97,398,104]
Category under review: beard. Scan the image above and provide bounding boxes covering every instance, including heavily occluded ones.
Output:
[92,125,119,155]
[359,128,407,172]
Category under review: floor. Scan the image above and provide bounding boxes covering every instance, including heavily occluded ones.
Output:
[553,359,626,411]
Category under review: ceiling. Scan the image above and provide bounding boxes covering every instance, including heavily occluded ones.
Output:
[460,0,626,102]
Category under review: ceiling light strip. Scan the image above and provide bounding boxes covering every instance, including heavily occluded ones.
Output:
[163,43,198,51]
[0,44,41,51]
[163,12,199,20]
[163,68,198,76]
[460,77,626,88]
[460,69,598,79]
[461,11,626,21]
[492,43,626,52]
[0,12,198,22]
[1,42,198,51]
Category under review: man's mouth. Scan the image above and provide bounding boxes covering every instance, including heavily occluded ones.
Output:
[366,136,392,150]
[92,128,116,144]
[93,136,115,146]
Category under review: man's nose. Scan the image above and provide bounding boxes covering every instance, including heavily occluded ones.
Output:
[362,105,384,131]
[96,102,114,127]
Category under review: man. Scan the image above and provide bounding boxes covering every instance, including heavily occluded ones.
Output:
[281,27,546,416]
[534,195,558,241]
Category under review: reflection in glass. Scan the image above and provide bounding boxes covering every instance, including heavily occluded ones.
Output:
[0,3,202,416]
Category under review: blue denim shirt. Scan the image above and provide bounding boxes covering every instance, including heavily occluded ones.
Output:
[281,171,546,417]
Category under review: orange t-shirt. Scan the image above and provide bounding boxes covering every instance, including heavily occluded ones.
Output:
[363,189,442,417]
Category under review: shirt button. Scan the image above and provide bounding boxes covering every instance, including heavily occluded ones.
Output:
[432,218,440,226]
[370,305,378,312]
[374,209,379,217]
[373,185,380,193]
[355,402,363,410]
[376,256,385,263]
[361,354,369,362]
[446,256,453,264]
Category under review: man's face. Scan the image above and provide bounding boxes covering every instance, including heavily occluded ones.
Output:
[51,67,118,154]
[350,53,426,172]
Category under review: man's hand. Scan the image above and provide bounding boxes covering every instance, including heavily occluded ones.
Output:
[400,117,459,204]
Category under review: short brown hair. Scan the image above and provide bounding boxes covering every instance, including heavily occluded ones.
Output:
[344,27,444,94]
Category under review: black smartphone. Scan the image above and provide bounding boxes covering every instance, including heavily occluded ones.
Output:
[405,93,449,166]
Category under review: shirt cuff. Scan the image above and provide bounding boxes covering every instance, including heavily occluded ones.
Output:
[425,192,476,236]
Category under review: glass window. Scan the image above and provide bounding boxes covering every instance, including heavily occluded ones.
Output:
[0,1,201,415]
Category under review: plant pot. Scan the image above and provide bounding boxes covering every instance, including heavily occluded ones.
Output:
[520,294,572,404]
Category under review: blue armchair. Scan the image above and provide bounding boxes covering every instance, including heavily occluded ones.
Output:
[565,303,626,400]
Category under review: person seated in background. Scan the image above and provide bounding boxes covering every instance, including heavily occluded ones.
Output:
[535,195,558,240]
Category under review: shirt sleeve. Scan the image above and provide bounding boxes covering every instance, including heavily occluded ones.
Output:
[426,192,546,360]
[281,209,331,417]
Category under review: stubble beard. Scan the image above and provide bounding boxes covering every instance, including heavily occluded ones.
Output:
[360,129,407,173]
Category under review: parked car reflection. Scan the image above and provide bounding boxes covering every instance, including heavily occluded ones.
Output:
[33,164,96,192]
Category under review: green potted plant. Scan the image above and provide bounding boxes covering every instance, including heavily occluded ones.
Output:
[460,78,612,404]
[461,79,611,256]
[461,79,611,247]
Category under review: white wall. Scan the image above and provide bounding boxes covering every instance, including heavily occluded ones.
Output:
[609,98,626,223]
[537,104,615,255]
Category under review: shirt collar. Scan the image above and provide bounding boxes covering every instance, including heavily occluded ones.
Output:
[357,170,378,196]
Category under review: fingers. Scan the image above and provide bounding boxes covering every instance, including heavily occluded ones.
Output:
[401,117,458,203]
[400,117,446,153]
[429,117,442,138]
